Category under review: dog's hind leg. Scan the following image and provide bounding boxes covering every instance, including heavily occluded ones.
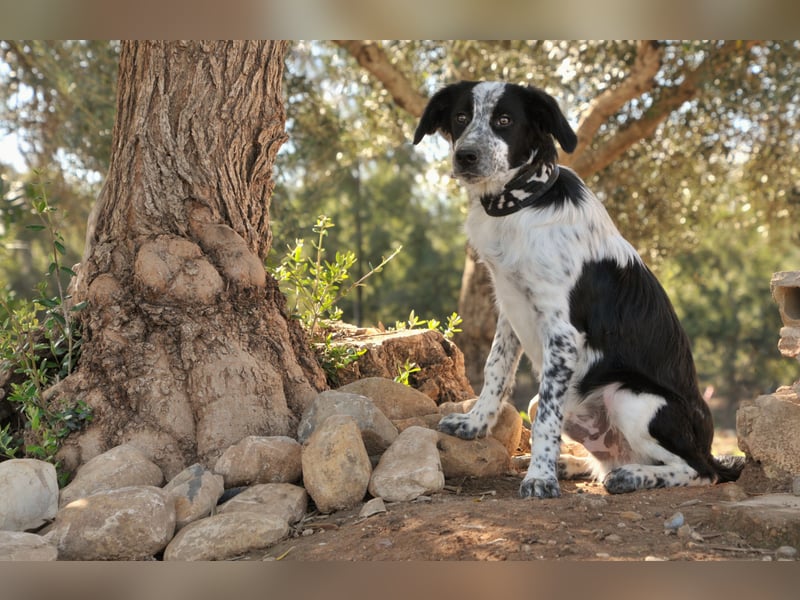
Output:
[438,313,522,440]
[557,454,596,480]
[603,463,713,494]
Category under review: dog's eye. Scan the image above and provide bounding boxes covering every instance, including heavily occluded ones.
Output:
[494,114,512,128]
[455,113,469,125]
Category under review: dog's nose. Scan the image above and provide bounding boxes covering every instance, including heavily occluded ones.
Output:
[455,148,480,169]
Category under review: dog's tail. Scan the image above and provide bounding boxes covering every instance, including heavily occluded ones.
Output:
[712,454,746,483]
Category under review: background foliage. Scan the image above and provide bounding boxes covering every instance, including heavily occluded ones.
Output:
[2,40,799,427]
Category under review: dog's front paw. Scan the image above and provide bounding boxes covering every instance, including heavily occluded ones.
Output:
[519,476,561,499]
[437,412,487,440]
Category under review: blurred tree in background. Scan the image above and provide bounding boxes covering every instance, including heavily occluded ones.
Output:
[2,40,798,423]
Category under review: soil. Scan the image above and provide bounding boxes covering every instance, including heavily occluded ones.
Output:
[250,432,794,562]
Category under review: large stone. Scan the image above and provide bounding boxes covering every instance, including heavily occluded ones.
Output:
[332,328,475,404]
[436,433,510,478]
[217,483,307,525]
[0,459,58,531]
[778,326,800,361]
[393,413,443,432]
[737,386,800,486]
[213,436,301,488]
[368,426,444,502]
[772,271,800,363]
[163,512,288,561]
[297,390,398,455]
[59,444,164,507]
[163,464,225,529]
[46,486,176,560]
[707,494,800,548]
[339,377,439,421]
[0,531,58,560]
[772,271,800,328]
[445,399,523,455]
[301,415,372,514]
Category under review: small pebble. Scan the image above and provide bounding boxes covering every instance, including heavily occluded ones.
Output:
[620,510,643,521]
[596,552,611,559]
[664,511,685,530]
[676,524,693,539]
[776,545,798,559]
[645,556,667,561]
[359,497,387,518]
[604,534,623,543]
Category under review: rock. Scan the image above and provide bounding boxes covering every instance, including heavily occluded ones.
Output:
[619,511,644,521]
[793,476,800,496]
[297,390,398,455]
[59,444,164,507]
[302,415,372,513]
[771,271,800,329]
[359,497,387,518]
[707,494,800,548]
[0,531,58,560]
[0,459,58,531]
[163,512,288,561]
[331,328,475,404]
[368,426,444,502]
[737,387,800,485]
[393,413,443,432]
[778,327,800,361]
[217,483,307,525]
[664,512,685,530]
[436,433,510,478]
[776,545,798,559]
[338,377,439,421]
[447,399,523,455]
[47,486,175,560]
[213,436,301,488]
[163,464,225,529]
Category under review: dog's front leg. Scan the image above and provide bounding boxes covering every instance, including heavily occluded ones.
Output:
[520,324,578,499]
[438,313,522,439]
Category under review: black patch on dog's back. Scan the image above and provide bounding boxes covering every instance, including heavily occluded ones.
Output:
[569,258,699,402]
[569,258,718,476]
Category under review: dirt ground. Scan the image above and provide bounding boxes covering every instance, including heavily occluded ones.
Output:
[250,431,795,562]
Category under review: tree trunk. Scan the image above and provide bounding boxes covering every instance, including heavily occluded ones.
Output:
[56,41,326,479]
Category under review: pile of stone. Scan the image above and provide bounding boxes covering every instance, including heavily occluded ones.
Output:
[0,377,522,561]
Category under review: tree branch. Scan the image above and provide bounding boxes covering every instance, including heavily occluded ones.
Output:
[563,40,758,178]
[334,40,428,117]
[561,40,664,174]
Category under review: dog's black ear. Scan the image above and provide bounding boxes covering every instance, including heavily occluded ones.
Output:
[413,84,460,145]
[525,86,578,154]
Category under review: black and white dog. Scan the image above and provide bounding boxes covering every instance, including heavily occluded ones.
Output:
[413,81,744,498]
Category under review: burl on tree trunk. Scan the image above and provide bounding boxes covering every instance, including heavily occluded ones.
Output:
[54,41,326,479]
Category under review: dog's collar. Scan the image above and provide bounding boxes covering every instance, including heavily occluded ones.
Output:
[479,163,560,217]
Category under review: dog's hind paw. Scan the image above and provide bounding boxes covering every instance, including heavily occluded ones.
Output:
[437,412,487,440]
[602,467,643,494]
[519,476,561,499]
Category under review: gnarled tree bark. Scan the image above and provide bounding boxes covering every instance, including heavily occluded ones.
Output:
[56,41,326,479]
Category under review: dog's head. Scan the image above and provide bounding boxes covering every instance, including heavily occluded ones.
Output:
[413,81,577,188]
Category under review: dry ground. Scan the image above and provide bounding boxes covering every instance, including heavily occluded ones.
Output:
[246,430,797,562]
